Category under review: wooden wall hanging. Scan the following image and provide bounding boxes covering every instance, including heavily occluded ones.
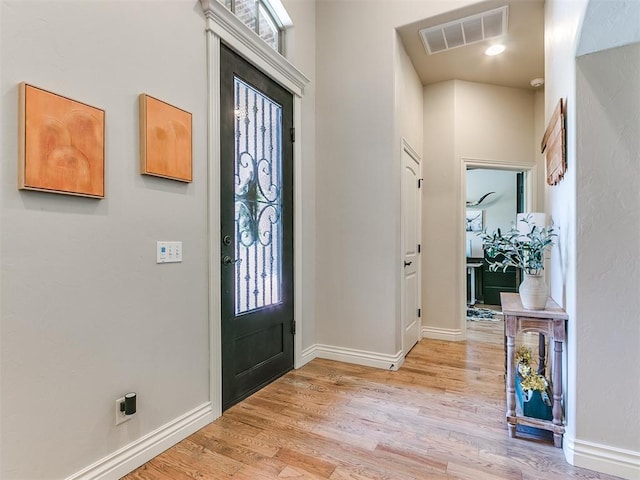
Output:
[541,99,566,186]
[19,83,105,198]
[139,94,192,182]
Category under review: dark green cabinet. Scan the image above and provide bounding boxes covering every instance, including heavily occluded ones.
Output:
[482,258,519,306]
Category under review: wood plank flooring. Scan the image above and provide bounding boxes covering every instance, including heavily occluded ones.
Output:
[124,320,621,480]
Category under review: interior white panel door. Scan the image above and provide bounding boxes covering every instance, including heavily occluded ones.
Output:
[402,144,421,356]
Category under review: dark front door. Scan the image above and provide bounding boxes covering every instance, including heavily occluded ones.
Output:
[220,44,294,410]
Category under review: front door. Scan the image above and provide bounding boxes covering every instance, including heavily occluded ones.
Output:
[220,44,294,410]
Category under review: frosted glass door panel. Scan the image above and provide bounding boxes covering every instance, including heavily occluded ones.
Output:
[234,77,283,315]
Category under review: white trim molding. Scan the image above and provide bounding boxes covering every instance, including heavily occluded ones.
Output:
[402,140,420,164]
[300,344,318,367]
[564,434,640,480]
[205,25,223,421]
[293,94,304,369]
[65,403,213,480]
[307,344,405,371]
[422,326,465,342]
[200,0,308,96]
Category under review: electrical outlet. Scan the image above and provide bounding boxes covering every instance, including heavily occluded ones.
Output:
[115,397,131,426]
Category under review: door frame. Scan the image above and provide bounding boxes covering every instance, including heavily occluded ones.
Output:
[400,139,422,357]
[459,157,539,339]
[201,0,309,417]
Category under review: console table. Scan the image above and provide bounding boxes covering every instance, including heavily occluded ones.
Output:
[501,292,568,447]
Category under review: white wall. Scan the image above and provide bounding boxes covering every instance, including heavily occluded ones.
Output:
[1,0,320,477]
[544,0,587,461]
[577,0,640,56]
[423,80,537,334]
[397,35,424,158]
[533,89,546,209]
[282,0,317,355]
[422,82,457,333]
[0,1,210,478]
[314,0,476,358]
[574,43,640,477]
[546,1,640,477]
[455,81,536,164]
[396,33,424,350]
[466,169,517,258]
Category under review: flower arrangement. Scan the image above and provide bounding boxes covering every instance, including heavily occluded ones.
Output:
[479,214,556,275]
[515,345,550,396]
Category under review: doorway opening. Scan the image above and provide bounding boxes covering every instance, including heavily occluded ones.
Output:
[461,159,537,334]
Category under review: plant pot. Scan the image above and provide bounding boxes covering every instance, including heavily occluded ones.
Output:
[515,373,553,420]
[519,272,549,310]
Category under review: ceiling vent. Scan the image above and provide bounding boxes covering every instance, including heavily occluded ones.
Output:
[419,6,508,55]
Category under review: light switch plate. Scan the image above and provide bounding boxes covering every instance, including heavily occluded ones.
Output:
[157,241,182,263]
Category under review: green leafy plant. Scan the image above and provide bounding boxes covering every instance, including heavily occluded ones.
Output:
[479,214,557,275]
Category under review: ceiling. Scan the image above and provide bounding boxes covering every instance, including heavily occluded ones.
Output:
[397,0,545,90]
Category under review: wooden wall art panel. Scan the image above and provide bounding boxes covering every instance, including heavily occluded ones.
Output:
[541,99,566,186]
[139,94,192,182]
[19,83,105,198]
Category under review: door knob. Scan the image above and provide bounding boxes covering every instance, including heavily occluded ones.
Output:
[404,261,412,267]
[222,255,240,265]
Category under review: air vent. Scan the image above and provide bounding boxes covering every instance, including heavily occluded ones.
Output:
[419,6,508,55]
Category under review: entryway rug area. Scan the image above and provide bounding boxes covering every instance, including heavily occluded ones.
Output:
[466,307,503,321]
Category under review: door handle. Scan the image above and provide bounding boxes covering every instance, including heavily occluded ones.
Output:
[404,261,412,267]
[222,255,241,265]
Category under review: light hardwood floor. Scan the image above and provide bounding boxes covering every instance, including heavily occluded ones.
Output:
[124,320,620,480]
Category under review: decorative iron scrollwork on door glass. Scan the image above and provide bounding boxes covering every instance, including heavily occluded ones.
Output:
[234,77,283,314]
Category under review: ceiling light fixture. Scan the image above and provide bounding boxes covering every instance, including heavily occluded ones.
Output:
[485,44,506,56]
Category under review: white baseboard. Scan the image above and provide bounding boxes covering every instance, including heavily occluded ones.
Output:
[299,344,317,367]
[422,326,465,342]
[308,344,404,371]
[66,402,214,480]
[564,434,640,480]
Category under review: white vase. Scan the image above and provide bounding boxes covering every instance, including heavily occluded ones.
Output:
[519,272,549,310]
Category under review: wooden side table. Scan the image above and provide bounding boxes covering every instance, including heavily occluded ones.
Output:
[501,292,568,447]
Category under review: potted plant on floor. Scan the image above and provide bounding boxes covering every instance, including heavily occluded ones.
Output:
[479,214,557,310]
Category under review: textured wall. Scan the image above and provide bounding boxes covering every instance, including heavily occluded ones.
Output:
[546,1,640,477]
[577,0,640,56]
[544,0,588,451]
[576,41,640,463]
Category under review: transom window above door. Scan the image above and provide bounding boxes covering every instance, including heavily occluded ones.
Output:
[219,0,291,53]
